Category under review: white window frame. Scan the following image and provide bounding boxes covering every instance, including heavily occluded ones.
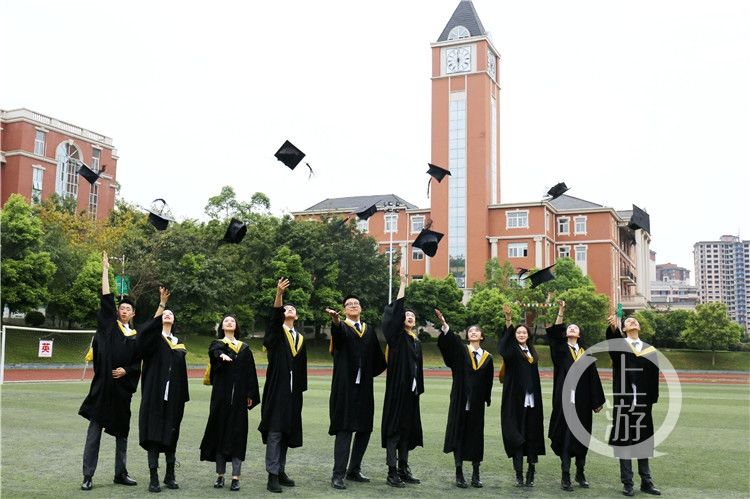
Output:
[412,247,424,261]
[506,210,529,229]
[575,245,587,274]
[356,219,369,233]
[91,147,101,172]
[34,130,46,156]
[508,242,528,258]
[31,166,44,204]
[558,217,570,235]
[574,216,587,235]
[558,245,570,259]
[410,215,425,234]
[385,213,398,234]
[88,183,99,218]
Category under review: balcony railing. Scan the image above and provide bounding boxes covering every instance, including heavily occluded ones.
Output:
[1,108,113,146]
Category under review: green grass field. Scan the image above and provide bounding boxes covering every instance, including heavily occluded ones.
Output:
[5,329,750,371]
[2,376,749,498]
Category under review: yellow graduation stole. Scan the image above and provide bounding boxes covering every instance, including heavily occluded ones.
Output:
[222,337,244,354]
[568,344,585,361]
[283,325,304,357]
[344,319,367,338]
[384,329,418,364]
[162,335,186,351]
[629,341,656,357]
[118,321,137,336]
[467,346,490,370]
[85,321,136,361]
[520,345,535,364]
[204,338,243,385]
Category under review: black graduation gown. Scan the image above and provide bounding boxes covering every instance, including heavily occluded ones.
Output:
[498,324,546,458]
[78,293,161,438]
[546,324,605,458]
[258,307,307,448]
[138,329,190,453]
[380,297,424,450]
[438,329,494,462]
[199,339,261,461]
[606,326,659,458]
[328,318,386,435]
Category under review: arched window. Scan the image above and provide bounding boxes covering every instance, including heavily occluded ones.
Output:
[55,141,81,199]
[447,25,470,41]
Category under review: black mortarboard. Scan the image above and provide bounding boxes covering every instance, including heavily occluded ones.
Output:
[628,204,651,233]
[426,163,451,197]
[412,228,444,258]
[222,218,247,244]
[355,204,378,221]
[147,198,175,231]
[522,264,556,288]
[545,182,570,201]
[274,140,313,177]
[77,162,101,185]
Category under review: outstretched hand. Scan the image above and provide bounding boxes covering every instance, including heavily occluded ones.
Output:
[159,286,170,304]
[502,303,512,318]
[607,314,618,329]
[277,277,290,293]
[325,308,341,324]
[102,251,109,271]
[435,308,447,327]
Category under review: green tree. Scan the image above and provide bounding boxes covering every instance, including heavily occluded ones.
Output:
[406,276,467,332]
[67,253,109,327]
[260,246,314,322]
[1,195,56,313]
[204,186,270,220]
[557,287,610,345]
[683,302,744,365]
[466,287,519,339]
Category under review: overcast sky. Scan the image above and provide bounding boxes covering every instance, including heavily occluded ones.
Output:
[3,0,748,276]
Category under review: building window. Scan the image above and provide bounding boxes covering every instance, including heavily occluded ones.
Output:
[448,91,467,288]
[412,247,424,261]
[55,142,81,199]
[385,213,398,233]
[558,217,569,234]
[410,215,425,233]
[356,219,369,233]
[91,148,101,172]
[506,211,528,228]
[558,245,570,259]
[31,167,44,204]
[447,25,470,40]
[34,130,46,156]
[508,243,528,258]
[88,183,98,218]
[574,216,587,234]
[575,245,587,274]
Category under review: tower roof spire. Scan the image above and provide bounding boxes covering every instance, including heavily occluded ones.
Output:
[437,0,487,42]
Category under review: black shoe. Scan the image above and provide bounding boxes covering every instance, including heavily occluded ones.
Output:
[387,466,406,488]
[471,464,482,488]
[641,480,662,495]
[575,469,590,488]
[278,471,295,487]
[398,465,420,484]
[455,467,468,488]
[515,470,525,487]
[113,472,137,486]
[81,476,93,491]
[148,468,161,493]
[230,478,240,491]
[213,476,224,488]
[623,483,635,496]
[346,470,370,483]
[561,471,573,491]
[163,462,179,489]
[331,476,347,490]
[267,474,282,493]
[525,464,535,487]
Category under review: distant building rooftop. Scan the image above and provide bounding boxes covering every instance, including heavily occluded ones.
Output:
[301,194,419,213]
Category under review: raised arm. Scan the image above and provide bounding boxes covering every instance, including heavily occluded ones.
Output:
[153,286,170,318]
[605,314,622,339]
[382,272,407,343]
[498,303,516,361]
[503,302,513,329]
[396,270,407,300]
[265,278,290,349]
[274,277,289,308]
[555,300,565,325]
[101,251,110,295]
[435,308,461,368]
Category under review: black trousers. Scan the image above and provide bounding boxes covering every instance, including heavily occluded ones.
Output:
[619,458,652,485]
[385,434,410,467]
[146,446,175,470]
[333,431,370,478]
[82,420,127,477]
[453,438,480,468]
[560,429,585,472]
[265,431,289,475]
[216,454,242,476]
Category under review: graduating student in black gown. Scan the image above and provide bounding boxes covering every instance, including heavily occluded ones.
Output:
[436,310,493,489]
[199,314,260,492]
[138,289,191,493]
[606,315,662,497]
[498,303,545,487]
[324,293,386,490]
[545,300,605,491]
[79,251,165,491]
[380,272,424,487]
[259,278,307,493]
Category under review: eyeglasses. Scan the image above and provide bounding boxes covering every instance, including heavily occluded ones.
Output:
[344,302,360,307]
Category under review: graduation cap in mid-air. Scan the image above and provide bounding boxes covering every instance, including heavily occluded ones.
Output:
[355,203,378,221]
[544,182,570,201]
[426,163,451,197]
[521,264,556,289]
[222,218,248,244]
[274,140,313,177]
[628,204,651,233]
[147,198,175,231]
[516,267,530,279]
[412,228,444,258]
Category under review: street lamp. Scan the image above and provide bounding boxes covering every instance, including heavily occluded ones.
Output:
[383,201,403,303]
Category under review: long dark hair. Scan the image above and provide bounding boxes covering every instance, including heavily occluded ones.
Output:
[216,314,242,339]
[514,323,538,356]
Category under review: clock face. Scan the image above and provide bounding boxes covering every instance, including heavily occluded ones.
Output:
[446,46,471,74]
[487,49,496,80]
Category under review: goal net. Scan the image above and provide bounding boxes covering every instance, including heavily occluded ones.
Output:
[0,325,95,383]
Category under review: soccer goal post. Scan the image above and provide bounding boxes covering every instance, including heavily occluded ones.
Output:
[0,325,96,384]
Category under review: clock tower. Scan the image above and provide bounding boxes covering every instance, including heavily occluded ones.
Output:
[429,0,501,290]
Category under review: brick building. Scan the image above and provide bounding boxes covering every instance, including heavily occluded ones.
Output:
[294,0,652,312]
[1,108,118,219]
